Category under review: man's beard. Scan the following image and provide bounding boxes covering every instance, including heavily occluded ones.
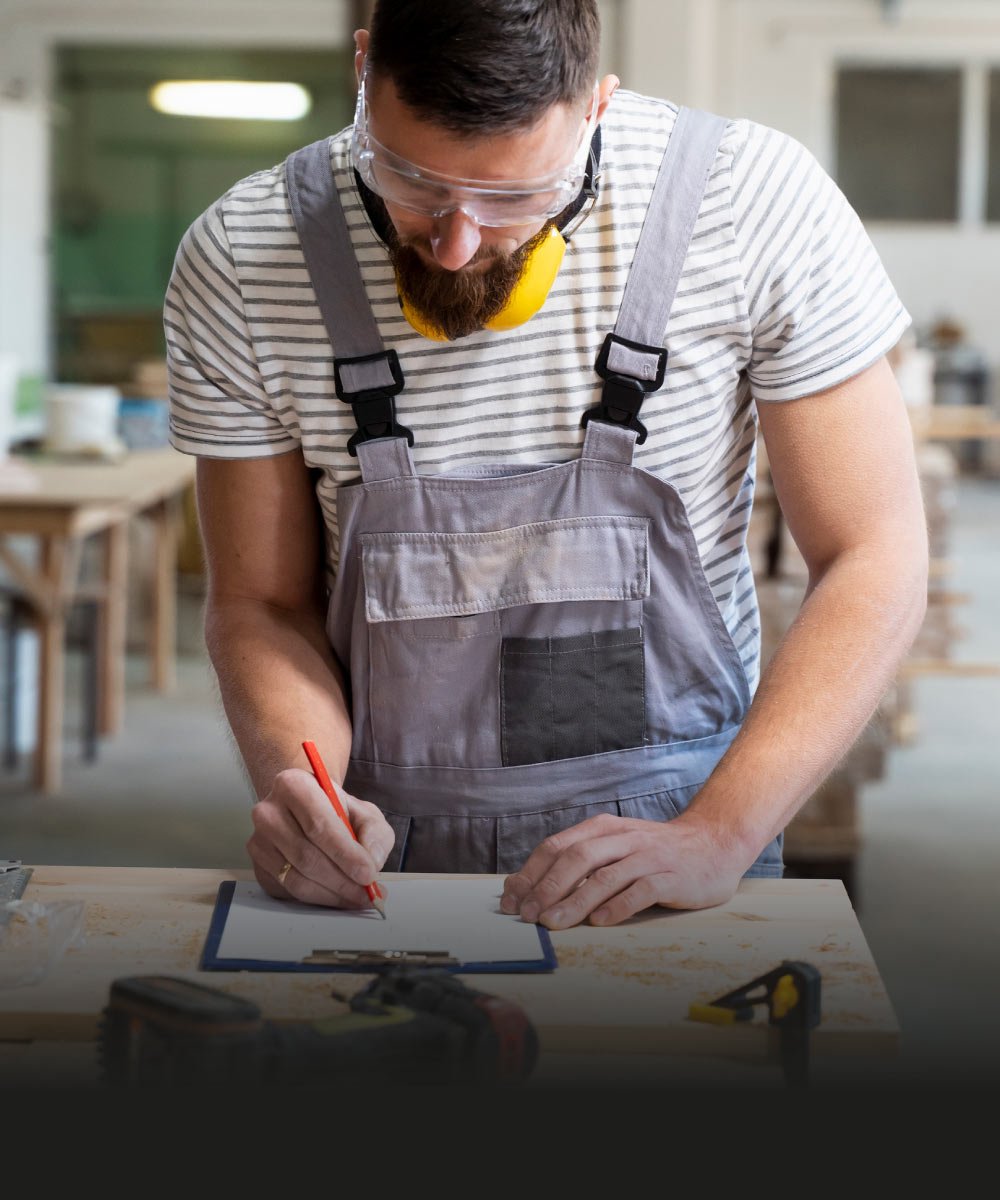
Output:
[384,217,555,341]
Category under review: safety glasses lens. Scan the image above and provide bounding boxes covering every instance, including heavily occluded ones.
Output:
[352,63,593,227]
[356,150,575,225]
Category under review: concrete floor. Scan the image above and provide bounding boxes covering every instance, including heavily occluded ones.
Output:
[849,474,1000,1087]
[1,476,997,1088]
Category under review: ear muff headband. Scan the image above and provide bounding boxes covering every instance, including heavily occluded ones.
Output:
[398,224,567,342]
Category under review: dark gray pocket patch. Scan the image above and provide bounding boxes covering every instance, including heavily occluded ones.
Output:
[500,627,645,766]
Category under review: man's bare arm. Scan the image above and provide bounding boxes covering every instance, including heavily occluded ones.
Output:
[685,356,928,851]
[502,356,929,926]
[197,451,393,903]
[197,451,348,794]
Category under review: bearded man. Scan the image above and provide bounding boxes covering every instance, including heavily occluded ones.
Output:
[164,0,927,930]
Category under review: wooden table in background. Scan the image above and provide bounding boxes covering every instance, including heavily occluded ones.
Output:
[0,867,900,1088]
[908,402,1000,441]
[0,449,196,793]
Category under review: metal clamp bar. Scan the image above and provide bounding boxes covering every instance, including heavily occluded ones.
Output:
[302,949,458,966]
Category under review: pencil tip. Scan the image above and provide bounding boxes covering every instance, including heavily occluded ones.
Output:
[373,898,387,920]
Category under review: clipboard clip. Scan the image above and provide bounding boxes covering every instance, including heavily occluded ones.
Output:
[303,949,459,967]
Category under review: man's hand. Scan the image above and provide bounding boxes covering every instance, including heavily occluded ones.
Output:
[247,768,395,907]
[499,812,753,929]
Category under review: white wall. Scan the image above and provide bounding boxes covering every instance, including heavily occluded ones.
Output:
[618,0,1000,390]
[0,101,48,376]
[0,0,353,378]
[617,0,720,109]
[5,0,1000,383]
[0,0,627,379]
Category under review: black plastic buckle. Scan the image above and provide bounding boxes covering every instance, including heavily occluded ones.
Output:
[333,349,414,457]
[580,333,669,445]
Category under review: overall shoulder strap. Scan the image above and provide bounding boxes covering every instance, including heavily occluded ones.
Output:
[285,139,415,470]
[582,106,728,462]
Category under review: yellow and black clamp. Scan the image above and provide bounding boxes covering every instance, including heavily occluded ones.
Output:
[689,960,821,1086]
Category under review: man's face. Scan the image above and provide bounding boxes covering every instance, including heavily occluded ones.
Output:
[383,218,556,342]
[362,72,593,339]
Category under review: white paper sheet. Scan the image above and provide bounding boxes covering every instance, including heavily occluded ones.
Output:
[215,878,548,966]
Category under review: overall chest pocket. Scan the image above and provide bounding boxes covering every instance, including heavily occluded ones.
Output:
[360,516,650,768]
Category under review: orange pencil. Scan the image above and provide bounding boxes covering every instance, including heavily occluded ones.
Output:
[302,740,387,920]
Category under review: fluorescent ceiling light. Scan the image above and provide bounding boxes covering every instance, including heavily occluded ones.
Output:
[149,80,311,120]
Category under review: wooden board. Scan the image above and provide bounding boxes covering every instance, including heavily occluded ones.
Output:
[0,867,899,1082]
[0,448,194,512]
[909,404,1000,440]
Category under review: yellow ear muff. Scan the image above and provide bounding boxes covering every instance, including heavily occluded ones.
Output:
[485,224,566,331]
[398,224,567,342]
[398,293,449,342]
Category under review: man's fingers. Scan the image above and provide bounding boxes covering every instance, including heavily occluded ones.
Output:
[500,848,561,914]
[276,769,381,886]
[500,823,594,912]
[348,799,396,871]
[250,791,373,904]
[589,870,731,926]
[586,875,686,927]
[503,821,644,921]
[249,769,397,910]
[503,813,749,930]
[248,834,369,909]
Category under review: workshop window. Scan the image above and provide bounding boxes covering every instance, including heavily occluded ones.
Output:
[835,66,961,221]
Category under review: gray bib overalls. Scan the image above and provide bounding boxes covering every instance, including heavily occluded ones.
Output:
[285,108,784,878]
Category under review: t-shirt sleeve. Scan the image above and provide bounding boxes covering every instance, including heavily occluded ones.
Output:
[164,199,298,458]
[729,121,911,401]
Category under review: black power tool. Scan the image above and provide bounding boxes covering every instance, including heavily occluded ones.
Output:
[97,967,539,1087]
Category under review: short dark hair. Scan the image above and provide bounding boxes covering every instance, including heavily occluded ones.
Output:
[367,0,600,134]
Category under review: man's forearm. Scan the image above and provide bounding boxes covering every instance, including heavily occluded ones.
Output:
[204,595,353,800]
[687,541,928,856]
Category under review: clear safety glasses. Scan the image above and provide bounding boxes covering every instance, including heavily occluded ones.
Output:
[350,63,598,228]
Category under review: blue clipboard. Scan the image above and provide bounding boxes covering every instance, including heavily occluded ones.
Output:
[200,880,558,974]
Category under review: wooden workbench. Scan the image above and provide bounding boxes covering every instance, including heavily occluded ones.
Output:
[0,867,899,1088]
[0,449,195,792]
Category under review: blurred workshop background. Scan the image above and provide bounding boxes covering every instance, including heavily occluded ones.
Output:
[0,0,998,1082]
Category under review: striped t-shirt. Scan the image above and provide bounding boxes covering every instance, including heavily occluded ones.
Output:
[164,88,910,692]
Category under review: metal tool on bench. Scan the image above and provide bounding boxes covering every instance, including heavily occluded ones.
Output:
[689,960,822,1086]
[0,860,33,927]
[97,966,539,1086]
